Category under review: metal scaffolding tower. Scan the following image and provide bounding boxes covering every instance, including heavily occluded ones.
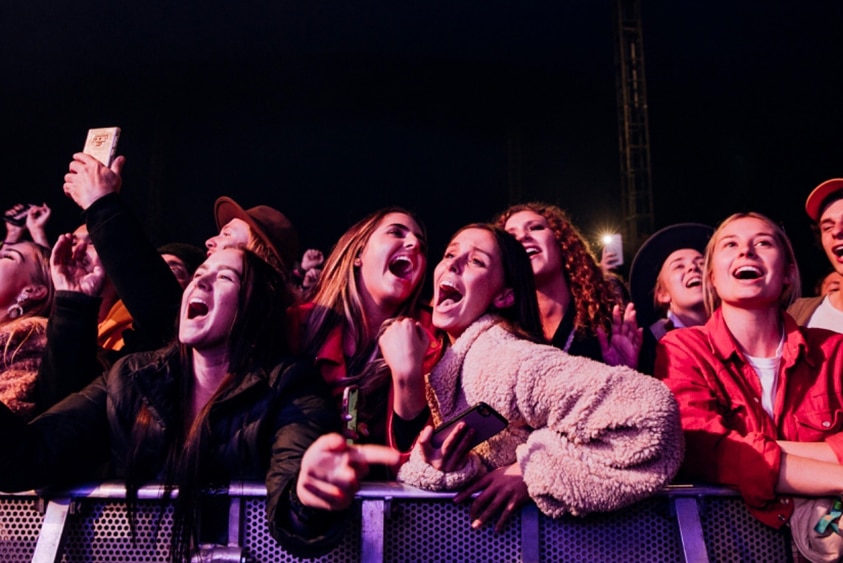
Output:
[613,0,654,255]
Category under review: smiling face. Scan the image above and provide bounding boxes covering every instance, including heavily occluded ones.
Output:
[0,242,44,316]
[205,218,251,256]
[432,227,512,341]
[708,216,794,311]
[503,210,563,284]
[178,248,243,352]
[355,212,427,314]
[819,199,843,276]
[655,248,705,315]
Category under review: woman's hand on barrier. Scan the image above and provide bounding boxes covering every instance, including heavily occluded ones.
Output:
[453,462,529,533]
[597,302,642,369]
[296,433,401,511]
[417,423,473,473]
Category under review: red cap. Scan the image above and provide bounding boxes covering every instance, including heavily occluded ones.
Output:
[806,178,843,222]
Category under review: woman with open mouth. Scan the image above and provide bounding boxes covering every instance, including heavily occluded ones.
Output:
[496,202,641,369]
[396,223,682,533]
[0,247,339,560]
[289,207,444,514]
[655,212,843,562]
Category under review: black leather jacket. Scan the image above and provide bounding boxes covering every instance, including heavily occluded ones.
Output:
[1,344,342,556]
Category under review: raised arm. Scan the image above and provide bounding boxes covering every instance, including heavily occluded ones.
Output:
[64,153,183,351]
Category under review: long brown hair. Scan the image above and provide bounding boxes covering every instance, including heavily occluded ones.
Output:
[495,202,618,339]
[125,248,294,561]
[447,223,544,342]
[303,207,427,421]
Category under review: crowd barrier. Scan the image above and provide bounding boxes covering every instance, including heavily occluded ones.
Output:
[0,482,793,562]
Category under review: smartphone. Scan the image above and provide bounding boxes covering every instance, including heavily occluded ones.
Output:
[3,203,32,227]
[341,386,359,444]
[83,127,121,166]
[601,233,624,268]
[431,402,508,449]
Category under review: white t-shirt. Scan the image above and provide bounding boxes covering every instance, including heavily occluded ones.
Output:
[744,335,784,419]
[807,295,843,334]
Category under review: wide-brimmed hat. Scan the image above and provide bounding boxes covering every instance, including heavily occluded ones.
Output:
[629,223,714,328]
[214,196,299,270]
[805,178,843,222]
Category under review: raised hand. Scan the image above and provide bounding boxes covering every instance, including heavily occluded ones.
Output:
[597,302,642,369]
[50,233,105,296]
[301,248,324,271]
[25,203,51,247]
[63,153,126,210]
[379,317,430,419]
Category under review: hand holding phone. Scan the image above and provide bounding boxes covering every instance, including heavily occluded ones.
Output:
[431,402,508,450]
[601,233,624,269]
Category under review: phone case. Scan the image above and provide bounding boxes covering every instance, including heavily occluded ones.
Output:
[431,402,508,449]
[83,127,121,166]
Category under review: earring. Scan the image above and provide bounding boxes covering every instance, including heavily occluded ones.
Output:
[7,291,28,320]
[353,257,362,267]
[7,303,23,320]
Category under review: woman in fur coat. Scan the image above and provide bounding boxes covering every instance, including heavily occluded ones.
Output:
[397,224,684,532]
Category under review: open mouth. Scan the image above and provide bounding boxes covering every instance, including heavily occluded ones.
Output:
[388,255,414,278]
[187,299,209,319]
[685,277,702,288]
[733,266,763,280]
[437,281,463,306]
[524,247,540,257]
[833,246,843,258]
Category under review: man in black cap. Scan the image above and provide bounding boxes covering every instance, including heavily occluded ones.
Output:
[628,223,713,375]
[788,178,843,332]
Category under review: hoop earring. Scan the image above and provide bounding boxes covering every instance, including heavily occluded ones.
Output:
[6,303,23,320]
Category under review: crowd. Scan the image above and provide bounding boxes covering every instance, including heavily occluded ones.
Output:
[1,147,842,562]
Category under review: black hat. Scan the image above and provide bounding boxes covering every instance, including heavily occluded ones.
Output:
[157,242,206,276]
[629,223,714,329]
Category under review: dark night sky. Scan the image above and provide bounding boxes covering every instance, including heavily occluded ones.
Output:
[2,1,842,291]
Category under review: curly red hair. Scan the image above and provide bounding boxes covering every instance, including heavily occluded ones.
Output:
[495,202,619,338]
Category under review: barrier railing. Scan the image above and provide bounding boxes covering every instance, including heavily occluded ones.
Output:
[0,482,792,562]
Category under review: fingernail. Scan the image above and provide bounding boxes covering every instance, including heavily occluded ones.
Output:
[471,519,482,529]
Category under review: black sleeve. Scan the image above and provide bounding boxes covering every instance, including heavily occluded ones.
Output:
[84,193,183,352]
[392,405,431,452]
[0,375,111,491]
[264,360,349,558]
[35,291,104,414]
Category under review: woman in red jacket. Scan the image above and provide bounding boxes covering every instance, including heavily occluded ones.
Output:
[655,212,843,545]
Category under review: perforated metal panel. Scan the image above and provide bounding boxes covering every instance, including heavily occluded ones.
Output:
[539,496,683,562]
[242,498,361,562]
[59,499,174,562]
[699,496,792,563]
[383,500,521,563]
[0,496,44,563]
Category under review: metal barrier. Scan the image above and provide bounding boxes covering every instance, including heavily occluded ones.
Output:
[0,482,792,562]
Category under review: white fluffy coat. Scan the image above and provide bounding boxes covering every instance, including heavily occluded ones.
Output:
[398,315,684,517]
